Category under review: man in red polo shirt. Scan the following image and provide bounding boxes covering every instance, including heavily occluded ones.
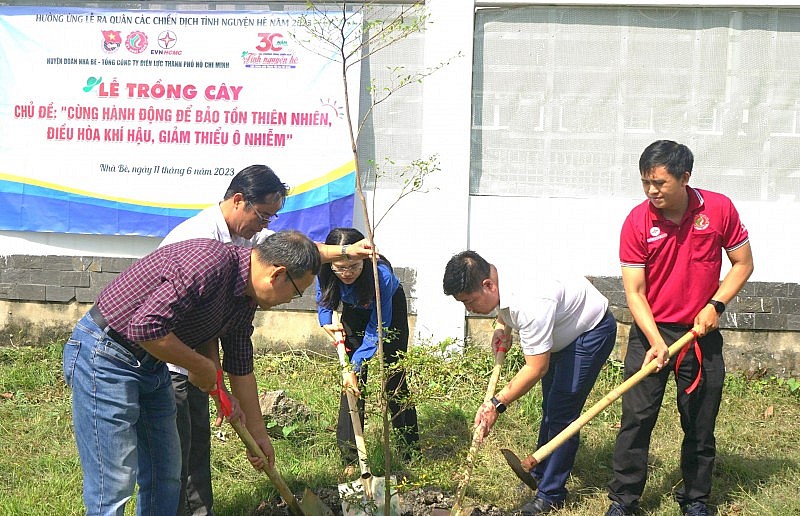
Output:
[605,140,754,516]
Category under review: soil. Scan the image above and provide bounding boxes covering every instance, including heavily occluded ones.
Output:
[252,486,517,515]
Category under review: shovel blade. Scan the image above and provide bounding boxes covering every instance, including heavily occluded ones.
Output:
[338,475,401,516]
[500,448,538,491]
[301,488,335,516]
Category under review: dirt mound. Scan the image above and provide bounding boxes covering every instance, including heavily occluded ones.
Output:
[252,486,513,515]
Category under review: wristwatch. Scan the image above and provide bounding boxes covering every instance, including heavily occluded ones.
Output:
[340,244,349,260]
[708,299,726,314]
[490,395,506,414]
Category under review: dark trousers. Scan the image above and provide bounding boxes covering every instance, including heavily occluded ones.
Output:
[337,286,419,465]
[607,324,724,509]
[531,310,617,504]
[172,372,215,516]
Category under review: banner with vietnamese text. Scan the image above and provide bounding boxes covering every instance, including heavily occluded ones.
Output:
[0,7,361,241]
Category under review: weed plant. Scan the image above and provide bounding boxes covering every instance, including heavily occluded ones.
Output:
[1,338,799,515]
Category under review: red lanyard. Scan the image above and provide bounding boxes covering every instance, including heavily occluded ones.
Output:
[674,329,702,394]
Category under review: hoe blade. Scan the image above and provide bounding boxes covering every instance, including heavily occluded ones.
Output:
[500,448,538,491]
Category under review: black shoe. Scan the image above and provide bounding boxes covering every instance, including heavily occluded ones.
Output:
[681,501,710,516]
[605,501,635,516]
[520,497,565,515]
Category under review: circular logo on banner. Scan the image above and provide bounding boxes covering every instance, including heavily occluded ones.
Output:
[158,30,177,49]
[693,214,710,231]
[125,31,148,54]
[650,226,661,237]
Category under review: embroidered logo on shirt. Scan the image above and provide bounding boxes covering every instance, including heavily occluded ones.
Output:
[647,226,667,243]
[693,214,710,231]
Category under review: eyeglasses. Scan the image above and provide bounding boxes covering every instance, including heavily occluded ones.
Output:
[247,201,278,226]
[284,267,303,299]
[330,262,363,275]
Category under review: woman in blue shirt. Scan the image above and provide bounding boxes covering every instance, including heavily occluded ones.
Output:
[316,228,419,473]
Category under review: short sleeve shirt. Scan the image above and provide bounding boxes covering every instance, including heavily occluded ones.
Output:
[95,239,258,375]
[497,271,609,356]
[619,187,749,325]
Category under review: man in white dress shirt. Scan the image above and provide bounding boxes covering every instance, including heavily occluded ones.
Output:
[162,164,371,515]
[443,250,617,515]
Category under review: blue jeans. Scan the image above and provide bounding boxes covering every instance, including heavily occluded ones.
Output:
[63,312,181,516]
[531,310,617,505]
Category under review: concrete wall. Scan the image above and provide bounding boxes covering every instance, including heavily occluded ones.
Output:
[1,2,799,371]
[467,312,800,380]
[3,3,800,349]
[2,253,797,377]
[465,276,800,378]
[0,254,418,354]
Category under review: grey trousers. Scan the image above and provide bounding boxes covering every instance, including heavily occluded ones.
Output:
[172,371,215,516]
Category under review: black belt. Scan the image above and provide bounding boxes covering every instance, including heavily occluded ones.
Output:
[88,305,147,361]
[658,322,694,332]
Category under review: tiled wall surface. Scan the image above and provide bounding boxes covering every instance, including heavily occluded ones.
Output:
[0,255,417,313]
[588,276,800,331]
[2,256,798,330]
[1,256,797,375]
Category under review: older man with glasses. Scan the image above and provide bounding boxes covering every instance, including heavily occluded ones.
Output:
[247,200,279,226]
[160,164,371,516]
[63,231,321,515]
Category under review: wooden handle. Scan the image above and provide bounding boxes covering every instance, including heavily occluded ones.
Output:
[331,311,349,370]
[483,350,506,403]
[330,311,372,483]
[525,329,699,467]
[452,325,512,515]
[229,418,305,516]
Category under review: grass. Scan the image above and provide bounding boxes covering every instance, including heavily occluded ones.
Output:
[1,338,799,515]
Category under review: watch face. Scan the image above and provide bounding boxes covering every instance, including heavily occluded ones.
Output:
[491,396,506,413]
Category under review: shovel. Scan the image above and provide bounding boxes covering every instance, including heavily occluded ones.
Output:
[450,325,512,516]
[501,328,700,489]
[212,372,333,516]
[330,311,400,516]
